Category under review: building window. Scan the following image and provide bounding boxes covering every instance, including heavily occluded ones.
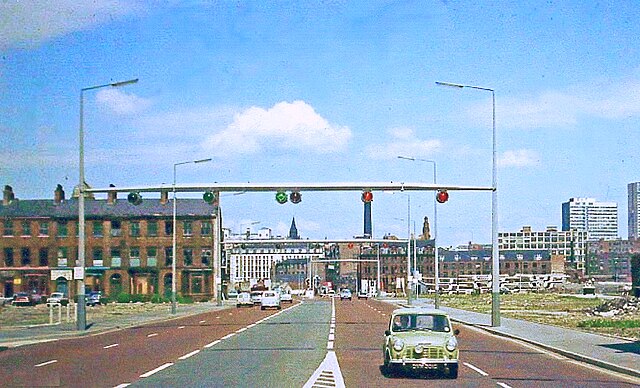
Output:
[183,221,192,236]
[93,222,103,237]
[165,221,173,236]
[4,248,14,266]
[57,248,68,267]
[111,220,122,237]
[39,248,48,266]
[130,247,140,267]
[21,221,31,236]
[21,247,31,265]
[57,221,68,237]
[201,221,212,236]
[3,220,13,236]
[39,221,49,236]
[147,247,157,267]
[130,221,141,237]
[165,247,173,266]
[201,249,211,266]
[184,248,193,266]
[147,221,158,237]
[111,248,121,267]
[92,248,103,266]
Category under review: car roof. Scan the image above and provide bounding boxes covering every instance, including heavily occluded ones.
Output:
[391,307,449,316]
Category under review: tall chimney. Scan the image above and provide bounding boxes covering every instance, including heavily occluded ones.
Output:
[3,185,14,206]
[364,201,372,238]
[107,184,117,205]
[54,184,65,204]
[160,190,169,205]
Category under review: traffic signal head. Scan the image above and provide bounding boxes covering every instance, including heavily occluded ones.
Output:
[436,190,449,204]
[290,191,302,204]
[361,190,373,203]
[203,190,219,205]
[275,191,288,204]
[127,191,142,205]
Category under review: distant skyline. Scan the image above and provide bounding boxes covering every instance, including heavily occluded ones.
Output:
[2,2,639,246]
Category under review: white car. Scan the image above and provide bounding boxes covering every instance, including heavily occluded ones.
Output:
[236,292,253,308]
[280,292,293,303]
[260,291,281,310]
[250,291,263,305]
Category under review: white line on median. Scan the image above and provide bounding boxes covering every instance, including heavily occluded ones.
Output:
[103,344,119,349]
[497,382,513,388]
[221,333,235,340]
[236,327,247,333]
[178,350,201,360]
[140,363,173,378]
[35,359,57,367]
[204,339,221,348]
[147,333,158,338]
[464,362,489,376]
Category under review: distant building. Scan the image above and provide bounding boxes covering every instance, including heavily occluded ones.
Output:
[499,226,587,273]
[586,238,640,282]
[629,182,640,240]
[562,197,618,241]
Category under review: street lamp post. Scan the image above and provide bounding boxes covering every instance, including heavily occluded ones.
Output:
[436,81,499,326]
[397,156,439,308]
[172,158,212,314]
[78,78,138,331]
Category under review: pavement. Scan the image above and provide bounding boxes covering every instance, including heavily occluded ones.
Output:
[1,298,639,381]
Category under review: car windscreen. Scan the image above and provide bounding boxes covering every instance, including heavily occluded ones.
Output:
[392,314,451,332]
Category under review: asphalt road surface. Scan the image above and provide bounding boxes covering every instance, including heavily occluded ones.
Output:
[1,298,638,387]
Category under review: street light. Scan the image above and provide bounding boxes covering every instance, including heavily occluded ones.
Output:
[78,78,138,331]
[436,81,499,327]
[398,155,439,308]
[172,158,212,314]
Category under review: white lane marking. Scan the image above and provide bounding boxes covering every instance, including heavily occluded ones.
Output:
[303,351,345,388]
[113,384,130,388]
[216,316,221,319]
[103,343,119,349]
[464,362,489,376]
[328,333,335,341]
[199,320,206,324]
[35,359,57,367]
[178,326,185,329]
[236,327,247,333]
[247,323,256,329]
[204,339,221,348]
[178,350,200,360]
[140,363,173,378]
[329,328,335,334]
[221,333,235,340]
[147,333,158,338]
[497,383,513,388]
[327,341,334,350]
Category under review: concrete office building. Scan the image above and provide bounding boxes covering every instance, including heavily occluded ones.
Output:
[629,182,640,240]
[562,197,618,241]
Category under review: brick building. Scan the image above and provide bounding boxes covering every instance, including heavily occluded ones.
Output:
[0,185,219,301]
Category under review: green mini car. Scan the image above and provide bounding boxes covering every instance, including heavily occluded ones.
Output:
[383,308,460,378]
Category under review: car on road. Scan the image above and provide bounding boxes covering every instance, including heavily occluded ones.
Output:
[280,291,293,303]
[260,291,281,310]
[12,292,34,306]
[357,290,369,300]
[340,289,352,300]
[383,308,459,378]
[86,291,103,306]
[250,291,263,305]
[236,292,253,307]
[46,292,69,306]
[227,289,239,299]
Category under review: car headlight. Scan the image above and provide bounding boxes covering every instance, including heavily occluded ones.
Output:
[446,337,458,352]
[414,344,423,354]
[393,339,405,352]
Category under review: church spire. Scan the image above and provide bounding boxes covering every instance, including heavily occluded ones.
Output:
[288,217,300,239]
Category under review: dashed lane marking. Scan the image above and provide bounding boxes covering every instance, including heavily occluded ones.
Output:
[140,363,173,378]
[204,339,221,348]
[497,383,513,388]
[178,350,200,360]
[35,359,57,367]
[464,362,489,376]
[147,333,158,338]
[103,343,119,349]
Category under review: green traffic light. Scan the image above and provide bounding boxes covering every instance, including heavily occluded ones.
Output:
[275,191,288,204]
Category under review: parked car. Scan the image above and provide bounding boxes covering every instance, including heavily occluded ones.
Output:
[260,291,281,310]
[227,289,239,299]
[236,292,253,307]
[46,292,69,306]
[357,290,369,300]
[12,292,34,306]
[340,289,352,300]
[383,308,460,378]
[86,291,102,306]
[250,291,263,305]
[280,291,293,303]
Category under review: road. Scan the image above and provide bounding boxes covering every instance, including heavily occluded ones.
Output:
[1,298,638,387]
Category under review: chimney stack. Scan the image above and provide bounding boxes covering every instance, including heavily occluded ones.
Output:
[107,184,117,205]
[363,201,372,238]
[54,184,65,204]
[160,190,169,205]
[3,185,15,206]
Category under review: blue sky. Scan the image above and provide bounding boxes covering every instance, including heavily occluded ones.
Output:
[2,1,639,246]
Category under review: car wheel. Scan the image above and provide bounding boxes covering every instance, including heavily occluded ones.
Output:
[261,306,265,310]
[447,364,459,379]
[383,351,395,376]
[277,306,281,310]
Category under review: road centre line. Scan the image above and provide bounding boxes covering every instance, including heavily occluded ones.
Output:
[147,333,158,338]
[103,343,119,349]
[178,350,200,360]
[35,359,57,367]
[221,333,235,340]
[113,384,130,388]
[204,339,221,348]
[464,362,489,376]
[140,363,173,378]
[497,383,513,388]
[199,320,206,324]
[236,327,247,333]
[178,326,185,329]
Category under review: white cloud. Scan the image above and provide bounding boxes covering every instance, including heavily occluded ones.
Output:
[96,89,151,115]
[0,1,142,49]
[203,100,352,156]
[498,149,539,168]
[365,127,442,160]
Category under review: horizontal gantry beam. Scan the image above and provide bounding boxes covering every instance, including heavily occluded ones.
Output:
[86,181,494,194]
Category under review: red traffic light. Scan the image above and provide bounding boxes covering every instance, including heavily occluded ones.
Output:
[290,191,302,204]
[361,191,373,203]
[436,190,449,204]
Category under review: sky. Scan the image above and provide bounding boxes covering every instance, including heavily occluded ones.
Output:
[1,1,639,247]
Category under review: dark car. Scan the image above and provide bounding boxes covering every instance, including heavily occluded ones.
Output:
[86,291,103,306]
[12,292,34,306]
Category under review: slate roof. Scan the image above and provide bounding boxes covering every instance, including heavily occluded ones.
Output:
[0,198,216,220]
